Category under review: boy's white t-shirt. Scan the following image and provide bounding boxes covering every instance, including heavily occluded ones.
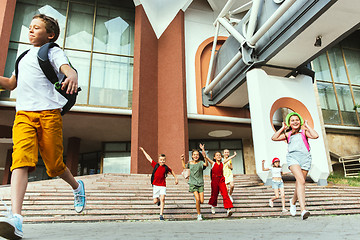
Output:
[13,46,69,112]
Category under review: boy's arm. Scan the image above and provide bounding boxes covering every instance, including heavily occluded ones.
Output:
[0,75,17,90]
[60,64,78,94]
[262,160,270,171]
[170,170,178,185]
[139,147,153,163]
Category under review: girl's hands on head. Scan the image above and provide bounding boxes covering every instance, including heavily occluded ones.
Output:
[304,120,309,129]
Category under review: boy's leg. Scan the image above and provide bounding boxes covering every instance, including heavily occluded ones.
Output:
[159,194,165,216]
[59,168,79,190]
[38,110,85,213]
[11,168,29,215]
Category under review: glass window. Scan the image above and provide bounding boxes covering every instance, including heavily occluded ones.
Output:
[343,49,360,85]
[327,47,348,84]
[65,2,94,51]
[316,82,341,124]
[103,152,131,174]
[335,84,357,125]
[312,53,332,82]
[89,53,133,107]
[64,50,91,105]
[2,0,135,110]
[94,5,134,56]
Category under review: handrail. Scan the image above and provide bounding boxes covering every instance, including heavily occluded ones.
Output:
[339,154,360,178]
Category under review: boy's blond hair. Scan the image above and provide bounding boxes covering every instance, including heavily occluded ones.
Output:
[33,14,60,42]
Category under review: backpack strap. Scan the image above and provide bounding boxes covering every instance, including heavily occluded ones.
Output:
[37,42,60,84]
[15,50,30,80]
[151,163,169,185]
[287,130,310,152]
[301,130,310,152]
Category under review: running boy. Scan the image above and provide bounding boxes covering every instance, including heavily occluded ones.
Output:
[139,147,178,220]
[0,14,85,239]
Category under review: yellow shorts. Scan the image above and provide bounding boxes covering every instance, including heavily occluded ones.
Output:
[11,110,66,177]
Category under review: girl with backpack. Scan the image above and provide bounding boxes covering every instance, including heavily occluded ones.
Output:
[199,144,234,217]
[271,112,318,220]
[180,147,208,221]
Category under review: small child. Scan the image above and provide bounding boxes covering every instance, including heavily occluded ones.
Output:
[262,158,288,213]
[0,14,84,239]
[200,144,234,217]
[181,147,208,221]
[139,147,178,221]
[223,149,235,202]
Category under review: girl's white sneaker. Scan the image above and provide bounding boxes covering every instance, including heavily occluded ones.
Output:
[301,210,310,220]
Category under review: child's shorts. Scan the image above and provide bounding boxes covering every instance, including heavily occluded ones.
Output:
[153,185,166,198]
[11,110,67,177]
[272,180,284,189]
[189,184,204,193]
[287,153,312,171]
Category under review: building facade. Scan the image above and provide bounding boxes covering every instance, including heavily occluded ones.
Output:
[0,0,359,184]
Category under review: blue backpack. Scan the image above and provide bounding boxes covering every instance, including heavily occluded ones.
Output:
[15,42,81,115]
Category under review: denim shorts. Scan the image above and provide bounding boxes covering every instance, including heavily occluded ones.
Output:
[272,180,284,189]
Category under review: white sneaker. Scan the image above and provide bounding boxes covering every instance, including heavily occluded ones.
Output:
[226,209,233,217]
[282,208,288,213]
[197,214,203,221]
[229,195,233,203]
[211,206,216,214]
[301,210,310,220]
[289,198,296,216]
[269,199,273,208]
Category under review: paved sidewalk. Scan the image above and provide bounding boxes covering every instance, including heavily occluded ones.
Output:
[21,214,360,240]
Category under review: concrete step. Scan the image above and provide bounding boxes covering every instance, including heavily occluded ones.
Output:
[0,173,359,223]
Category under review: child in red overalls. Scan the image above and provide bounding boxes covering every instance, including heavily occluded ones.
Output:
[200,144,234,217]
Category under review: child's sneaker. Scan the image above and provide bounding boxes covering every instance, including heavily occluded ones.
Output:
[0,214,23,240]
[226,209,233,217]
[269,199,273,208]
[282,208,288,213]
[74,180,86,213]
[197,214,203,221]
[159,215,164,221]
[211,206,216,214]
[289,198,296,216]
[301,210,310,220]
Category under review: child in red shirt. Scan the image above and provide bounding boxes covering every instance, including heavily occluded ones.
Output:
[139,147,178,220]
[200,144,234,217]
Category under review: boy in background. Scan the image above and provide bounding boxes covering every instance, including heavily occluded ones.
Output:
[139,147,178,220]
[0,14,85,239]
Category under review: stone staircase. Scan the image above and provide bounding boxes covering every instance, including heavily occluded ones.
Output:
[0,173,359,223]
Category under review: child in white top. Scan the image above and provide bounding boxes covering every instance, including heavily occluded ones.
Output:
[262,158,287,213]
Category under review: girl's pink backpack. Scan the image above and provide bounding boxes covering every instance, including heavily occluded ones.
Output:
[287,130,310,152]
